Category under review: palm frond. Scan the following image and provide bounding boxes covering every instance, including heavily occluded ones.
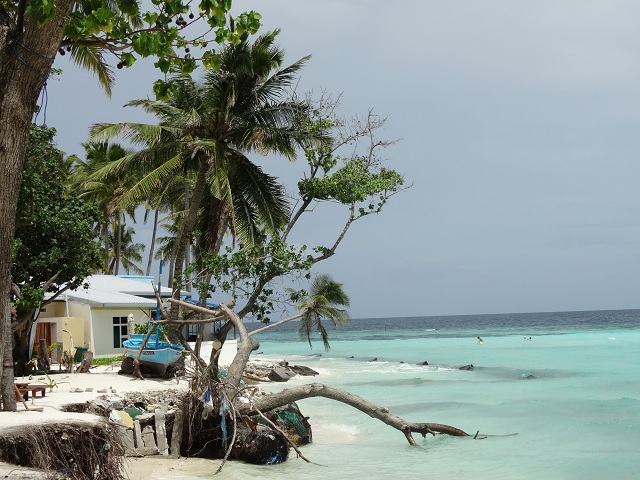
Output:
[69,44,115,96]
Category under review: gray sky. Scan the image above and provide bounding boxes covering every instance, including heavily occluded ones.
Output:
[46,1,640,318]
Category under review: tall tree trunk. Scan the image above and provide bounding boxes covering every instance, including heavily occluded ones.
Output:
[184,174,191,290]
[114,214,122,275]
[12,310,34,376]
[168,161,208,338]
[102,223,110,273]
[145,209,159,276]
[0,0,75,410]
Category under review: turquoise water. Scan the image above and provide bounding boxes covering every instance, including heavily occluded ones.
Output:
[185,311,640,479]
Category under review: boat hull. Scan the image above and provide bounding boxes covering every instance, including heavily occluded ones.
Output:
[122,334,185,374]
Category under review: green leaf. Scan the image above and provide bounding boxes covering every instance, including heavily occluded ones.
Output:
[121,52,136,67]
[117,0,139,16]
[202,52,221,70]
[153,79,171,100]
[154,56,171,73]
[93,7,113,23]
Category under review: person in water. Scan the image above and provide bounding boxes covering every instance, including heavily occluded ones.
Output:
[477,336,484,344]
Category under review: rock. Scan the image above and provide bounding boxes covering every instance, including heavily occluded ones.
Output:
[289,365,319,376]
[268,368,297,382]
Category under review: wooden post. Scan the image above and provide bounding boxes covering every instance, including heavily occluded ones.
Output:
[37,339,50,371]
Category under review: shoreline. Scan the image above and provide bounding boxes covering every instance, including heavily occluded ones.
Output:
[0,357,297,478]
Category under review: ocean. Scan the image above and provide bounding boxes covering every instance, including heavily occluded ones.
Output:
[173,310,640,479]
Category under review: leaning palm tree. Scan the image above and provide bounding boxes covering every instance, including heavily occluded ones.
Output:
[247,274,351,350]
[297,274,351,350]
[90,30,323,325]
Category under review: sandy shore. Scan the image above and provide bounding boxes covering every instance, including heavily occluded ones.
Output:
[2,365,187,430]
[0,357,295,479]
[1,365,193,478]
[124,456,223,479]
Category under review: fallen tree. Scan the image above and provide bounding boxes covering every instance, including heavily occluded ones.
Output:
[166,298,473,450]
[118,98,475,468]
[239,383,470,444]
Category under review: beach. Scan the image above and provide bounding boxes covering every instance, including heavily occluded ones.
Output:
[0,365,193,479]
[2,310,639,479]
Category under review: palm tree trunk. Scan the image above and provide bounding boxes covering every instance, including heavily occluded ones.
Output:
[114,214,122,275]
[184,183,191,291]
[102,223,110,273]
[169,161,209,334]
[145,209,159,276]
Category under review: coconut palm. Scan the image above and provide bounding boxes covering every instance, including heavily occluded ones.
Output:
[70,142,139,274]
[106,225,145,274]
[142,170,193,276]
[90,30,322,321]
[297,274,351,350]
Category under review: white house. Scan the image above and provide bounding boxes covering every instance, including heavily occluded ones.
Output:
[38,275,170,358]
[36,275,239,364]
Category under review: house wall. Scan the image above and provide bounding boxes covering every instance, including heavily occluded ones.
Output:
[40,301,152,358]
[39,301,66,317]
[67,302,92,348]
[90,307,151,358]
[33,316,84,359]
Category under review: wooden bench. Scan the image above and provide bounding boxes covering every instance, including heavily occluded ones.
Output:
[15,383,47,401]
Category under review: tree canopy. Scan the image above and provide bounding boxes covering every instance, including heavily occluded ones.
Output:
[12,125,101,314]
[0,0,263,411]
[11,125,101,372]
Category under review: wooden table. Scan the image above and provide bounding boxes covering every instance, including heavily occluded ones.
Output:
[15,383,47,401]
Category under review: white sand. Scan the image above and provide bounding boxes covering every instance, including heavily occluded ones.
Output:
[1,365,187,430]
[0,347,280,478]
[1,365,194,478]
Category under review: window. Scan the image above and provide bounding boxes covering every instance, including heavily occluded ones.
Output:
[113,317,129,348]
[187,324,198,342]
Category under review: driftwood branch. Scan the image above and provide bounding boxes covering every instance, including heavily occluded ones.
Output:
[131,325,158,380]
[238,383,471,446]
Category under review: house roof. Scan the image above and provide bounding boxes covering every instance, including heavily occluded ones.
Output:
[63,288,158,308]
[51,275,188,308]
[83,275,166,298]
[48,275,190,307]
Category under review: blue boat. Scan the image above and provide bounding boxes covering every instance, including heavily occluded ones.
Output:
[122,334,185,376]
[120,261,185,377]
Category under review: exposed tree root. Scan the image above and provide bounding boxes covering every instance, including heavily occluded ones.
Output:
[0,421,126,479]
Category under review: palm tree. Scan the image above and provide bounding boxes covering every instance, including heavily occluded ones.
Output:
[142,171,192,276]
[297,274,351,350]
[106,225,145,274]
[90,30,321,322]
[71,142,139,274]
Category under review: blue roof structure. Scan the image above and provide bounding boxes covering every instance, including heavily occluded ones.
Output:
[181,297,220,308]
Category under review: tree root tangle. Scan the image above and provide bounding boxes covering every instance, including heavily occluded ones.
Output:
[0,421,126,479]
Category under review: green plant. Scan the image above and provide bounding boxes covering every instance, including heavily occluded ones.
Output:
[133,323,167,335]
[37,373,69,391]
[91,356,124,366]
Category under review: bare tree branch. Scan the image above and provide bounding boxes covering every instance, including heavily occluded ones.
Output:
[238,383,472,446]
